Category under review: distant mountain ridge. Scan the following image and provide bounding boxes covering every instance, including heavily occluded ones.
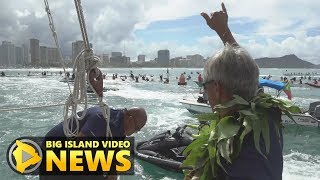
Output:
[255,54,319,68]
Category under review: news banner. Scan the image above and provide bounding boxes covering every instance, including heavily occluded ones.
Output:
[6,137,134,176]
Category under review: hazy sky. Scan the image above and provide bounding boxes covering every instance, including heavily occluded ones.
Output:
[0,0,319,64]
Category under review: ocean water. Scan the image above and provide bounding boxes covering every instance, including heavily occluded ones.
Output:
[0,68,319,180]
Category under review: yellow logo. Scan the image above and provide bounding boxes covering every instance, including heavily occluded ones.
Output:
[7,139,43,174]
[7,138,134,175]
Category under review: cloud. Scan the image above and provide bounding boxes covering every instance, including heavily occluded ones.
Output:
[0,0,319,64]
[120,32,320,65]
[245,33,320,64]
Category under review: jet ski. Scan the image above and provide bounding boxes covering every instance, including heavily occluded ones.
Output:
[135,126,194,173]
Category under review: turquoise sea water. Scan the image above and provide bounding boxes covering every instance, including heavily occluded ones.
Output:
[0,68,319,180]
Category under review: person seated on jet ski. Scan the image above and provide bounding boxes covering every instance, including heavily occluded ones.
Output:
[198,88,208,104]
[202,91,208,104]
[186,3,283,180]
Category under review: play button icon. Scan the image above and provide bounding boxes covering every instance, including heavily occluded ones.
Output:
[7,139,43,174]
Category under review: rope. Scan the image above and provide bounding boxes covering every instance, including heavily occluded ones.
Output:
[0,103,65,112]
[74,0,90,49]
[43,0,72,95]
[0,102,100,112]
[60,0,111,137]
[43,0,111,138]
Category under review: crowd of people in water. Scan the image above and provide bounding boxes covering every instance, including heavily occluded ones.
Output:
[2,69,319,86]
[281,71,320,85]
[283,71,319,76]
[280,75,319,85]
[259,73,319,86]
[108,70,209,104]
[0,71,65,77]
[1,70,203,85]
[109,70,203,85]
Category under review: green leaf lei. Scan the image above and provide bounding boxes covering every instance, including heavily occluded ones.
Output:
[182,93,300,180]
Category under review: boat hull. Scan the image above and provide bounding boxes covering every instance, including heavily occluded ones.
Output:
[281,113,320,127]
[180,99,211,114]
[180,99,320,127]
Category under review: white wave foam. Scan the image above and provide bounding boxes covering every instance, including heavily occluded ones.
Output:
[283,151,320,180]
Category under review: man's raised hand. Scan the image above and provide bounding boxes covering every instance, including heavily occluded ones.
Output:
[201,3,229,37]
[201,3,238,46]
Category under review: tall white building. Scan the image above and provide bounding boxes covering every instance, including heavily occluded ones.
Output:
[100,54,109,65]
[138,55,146,63]
[110,52,130,65]
[72,40,84,64]
[1,41,16,66]
[22,43,30,65]
[111,52,122,57]
[30,38,40,65]
[15,46,23,65]
[47,47,59,66]
[40,46,48,66]
[157,50,170,66]
[186,54,204,67]
[0,43,4,66]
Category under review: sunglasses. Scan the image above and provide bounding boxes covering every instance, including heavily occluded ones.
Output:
[124,108,141,132]
[202,79,215,90]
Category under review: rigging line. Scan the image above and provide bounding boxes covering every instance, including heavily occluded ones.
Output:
[57,0,112,138]
[0,103,64,112]
[74,0,90,49]
[0,102,101,112]
[43,0,72,95]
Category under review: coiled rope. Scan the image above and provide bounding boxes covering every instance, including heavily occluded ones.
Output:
[43,0,112,138]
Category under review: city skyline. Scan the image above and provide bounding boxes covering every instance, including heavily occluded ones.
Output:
[0,38,207,67]
[1,36,319,68]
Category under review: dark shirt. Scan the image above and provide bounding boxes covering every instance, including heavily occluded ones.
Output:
[219,108,283,180]
[41,107,124,180]
[45,106,125,138]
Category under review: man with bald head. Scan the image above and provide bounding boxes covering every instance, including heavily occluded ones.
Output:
[42,106,147,180]
[45,106,147,138]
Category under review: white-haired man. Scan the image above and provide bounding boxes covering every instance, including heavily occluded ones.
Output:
[196,3,283,180]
